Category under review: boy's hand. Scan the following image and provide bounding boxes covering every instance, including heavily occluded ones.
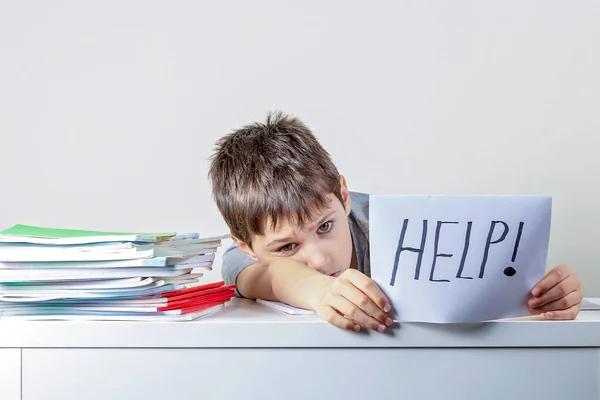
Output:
[312,269,393,333]
[528,264,583,320]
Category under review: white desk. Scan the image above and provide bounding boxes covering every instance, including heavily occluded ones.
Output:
[1,298,599,400]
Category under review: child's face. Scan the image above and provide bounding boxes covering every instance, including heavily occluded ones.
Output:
[236,179,354,277]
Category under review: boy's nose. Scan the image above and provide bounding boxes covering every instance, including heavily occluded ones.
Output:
[307,251,330,274]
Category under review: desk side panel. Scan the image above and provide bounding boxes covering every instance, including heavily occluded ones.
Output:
[0,348,21,400]
[22,348,599,400]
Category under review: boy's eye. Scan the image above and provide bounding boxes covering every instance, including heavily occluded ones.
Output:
[279,243,297,253]
[317,221,333,234]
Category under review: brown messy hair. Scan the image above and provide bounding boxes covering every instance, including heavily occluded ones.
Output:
[208,111,343,245]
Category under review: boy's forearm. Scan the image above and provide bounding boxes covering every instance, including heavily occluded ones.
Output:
[235,263,277,301]
[269,258,330,310]
[235,259,329,310]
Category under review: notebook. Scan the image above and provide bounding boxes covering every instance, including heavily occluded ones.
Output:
[256,299,315,315]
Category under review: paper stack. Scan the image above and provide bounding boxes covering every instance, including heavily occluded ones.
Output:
[0,224,236,321]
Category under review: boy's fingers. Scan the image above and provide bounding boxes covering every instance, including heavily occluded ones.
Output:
[531,264,571,297]
[328,292,388,332]
[540,303,581,320]
[316,305,360,332]
[529,290,582,315]
[528,275,581,309]
[334,281,391,325]
[340,269,392,313]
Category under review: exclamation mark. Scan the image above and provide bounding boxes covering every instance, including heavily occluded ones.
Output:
[504,222,524,277]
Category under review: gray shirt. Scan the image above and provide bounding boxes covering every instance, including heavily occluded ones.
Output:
[221,191,371,296]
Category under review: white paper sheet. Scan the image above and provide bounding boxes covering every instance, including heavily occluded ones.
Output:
[256,299,316,315]
[581,298,600,310]
[369,195,552,323]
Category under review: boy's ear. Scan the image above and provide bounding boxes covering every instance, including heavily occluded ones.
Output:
[232,235,258,260]
[339,175,352,216]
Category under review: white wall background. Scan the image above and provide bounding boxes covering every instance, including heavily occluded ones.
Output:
[0,1,598,293]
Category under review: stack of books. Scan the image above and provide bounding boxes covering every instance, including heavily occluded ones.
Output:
[0,224,236,321]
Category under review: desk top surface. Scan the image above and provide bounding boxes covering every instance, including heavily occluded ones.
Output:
[0,298,599,348]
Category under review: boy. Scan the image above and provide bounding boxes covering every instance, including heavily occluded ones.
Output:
[208,111,583,333]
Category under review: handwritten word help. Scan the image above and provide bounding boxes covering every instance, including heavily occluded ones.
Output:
[389,219,524,286]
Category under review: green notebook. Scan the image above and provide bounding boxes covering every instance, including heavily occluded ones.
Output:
[0,224,177,245]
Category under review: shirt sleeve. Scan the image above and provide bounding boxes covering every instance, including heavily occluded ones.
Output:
[221,241,258,297]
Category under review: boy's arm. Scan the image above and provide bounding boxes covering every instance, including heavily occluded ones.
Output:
[221,242,277,300]
[235,258,327,306]
[221,242,325,303]
[228,259,324,304]
[237,258,393,333]
[235,263,276,300]
[222,242,392,332]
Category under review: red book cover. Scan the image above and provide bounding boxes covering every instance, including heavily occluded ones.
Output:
[166,284,236,302]
[158,291,235,311]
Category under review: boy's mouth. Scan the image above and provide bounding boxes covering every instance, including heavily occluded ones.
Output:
[330,271,340,277]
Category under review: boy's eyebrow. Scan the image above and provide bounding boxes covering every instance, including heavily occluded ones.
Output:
[266,210,336,249]
[266,236,295,249]
[311,210,336,230]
